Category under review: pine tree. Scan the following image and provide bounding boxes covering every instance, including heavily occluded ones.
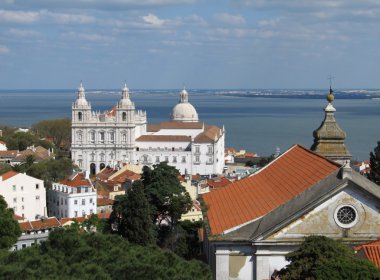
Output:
[368,141,380,185]
[0,195,21,250]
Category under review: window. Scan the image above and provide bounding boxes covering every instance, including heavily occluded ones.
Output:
[65,199,67,205]
[74,211,78,217]
[122,112,127,121]
[13,197,17,203]
[82,210,86,216]
[90,198,93,203]
[21,186,24,191]
[22,244,27,249]
[78,112,83,121]
[195,146,200,153]
[13,185,16,191]
[122,133,127,142]
[36,196,40,200]
[334,205,358,229]
[21,197,24,202]
[165,156,169,162]
[35,184,39,190]
[90,153,95,161]
[100,153,105,161]
[182,156,186,163]
[90,209,93,214]
[110,132,115,143]
[22,205,24,210]
[90,131,95,143]
[74,200,78,205]
[195,156,200,163]
[208,157,213,163]
[82,199,85,205]
[156,156,160,163]
[100,132,105,143]
[77,132,83,142]
[173,156,177,163]
[208,146,213,154]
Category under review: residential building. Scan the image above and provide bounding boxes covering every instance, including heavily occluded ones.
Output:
[71,83,225,175]
[0,171,46,220]
[0,140,7,151]
[48,172,97,218]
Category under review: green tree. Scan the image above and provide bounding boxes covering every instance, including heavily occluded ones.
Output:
[122,181,155,245]
[368,141,380,185]
[279,236,380,280]
[0,196,21,250]
[142,162,192,228]
[5,132,37,151]
[0,163,11,175]
[31,118,71,153]
[0,228,212,279]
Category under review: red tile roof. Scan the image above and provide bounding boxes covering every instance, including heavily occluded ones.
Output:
[203,145,340,235]
[355,240,380,268]
[0,140,6,145]
[136,135,191,142]
[0,150,18,158]
[0,171,19,181]
[60,173,92,188]
[194,125,223,143]
[112,169,141,183]
[97,197,114,206]
[147,122,203,132]
[19,217,61,232]
[207,177,232,190]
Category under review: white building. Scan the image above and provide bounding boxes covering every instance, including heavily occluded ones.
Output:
[0,171,46,220]
[71,83,225,175]
[48,172,97,218]
[0,140,7,151]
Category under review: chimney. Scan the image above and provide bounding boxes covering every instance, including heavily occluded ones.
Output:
[341,161,352,179]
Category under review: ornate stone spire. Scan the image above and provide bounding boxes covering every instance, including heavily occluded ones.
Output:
[179,87,189,103]
[310,87,351,165]
[75,81,89,107]
[118,82,133,108]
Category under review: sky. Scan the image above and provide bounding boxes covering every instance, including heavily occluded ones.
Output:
[1,0,380,89]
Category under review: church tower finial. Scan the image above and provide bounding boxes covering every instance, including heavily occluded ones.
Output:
[310,84,351,165]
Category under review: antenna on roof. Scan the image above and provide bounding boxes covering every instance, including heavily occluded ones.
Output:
[328,73,335,91]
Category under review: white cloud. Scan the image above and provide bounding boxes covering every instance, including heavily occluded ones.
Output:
[0,45,10,54]
[7,28,40,37]
[0,10,40,23]
[47,12,95,24]
[142,13,166,27]
[214,13,246,25]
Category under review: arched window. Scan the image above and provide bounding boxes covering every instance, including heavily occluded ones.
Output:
[122,133,127,142]
[122,112,127,121]
[90,131,95,143]
[78,112,83,121]
[77,131,83,142]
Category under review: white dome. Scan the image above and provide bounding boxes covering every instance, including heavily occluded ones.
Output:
[75,81,89,107]
[75,98,89,107]
[118,83,134,108]
[171,103,198,122]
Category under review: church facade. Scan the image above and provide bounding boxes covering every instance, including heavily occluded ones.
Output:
[71,83,225,175]
[202,89,380,280]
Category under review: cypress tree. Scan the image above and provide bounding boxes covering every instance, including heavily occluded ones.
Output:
[368,141,380,185]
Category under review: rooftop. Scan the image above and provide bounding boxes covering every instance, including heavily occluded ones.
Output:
[203,144,340,235]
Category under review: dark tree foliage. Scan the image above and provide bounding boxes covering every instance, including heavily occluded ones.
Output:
[0,196,21,250]
[31,118,71,152]
[368,141,380,185]
[0,228,212,280]
[141,162,192,228]
[122,181,156,245]
[5,132,37,151]
[0,163,11,175]
[279,236,380,280]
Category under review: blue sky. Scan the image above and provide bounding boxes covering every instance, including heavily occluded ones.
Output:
[1,0,380,89]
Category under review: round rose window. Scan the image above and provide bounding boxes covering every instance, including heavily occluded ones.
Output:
[334,205,358,229]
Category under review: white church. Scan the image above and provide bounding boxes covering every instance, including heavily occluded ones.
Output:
[71,83,225,175]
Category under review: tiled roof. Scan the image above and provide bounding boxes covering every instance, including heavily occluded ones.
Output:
[355,240,380,268]
[19,217,61,232]
[194,125,223,143]
[147,122,203,131]
[60,173,92,188]
[112,169,141,183]
[203,145,340,235]
[96,167,116,181]
[136,135,191,142]
[14,146,52,162]
[97,197,114,206]
[0,140,6,144]
[0,171,19,181]
[207,177,232,189]
[0,150,18,158]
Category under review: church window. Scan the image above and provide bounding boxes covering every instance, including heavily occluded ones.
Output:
[122,133,127,142]
[110,132,115,143]
[100,132,105,143]
[78,112,83,121]
[122,112,127,121]
[77,132,83,142]
[90,153,95,161]
[334,205,358,229]
[90,131,95,143]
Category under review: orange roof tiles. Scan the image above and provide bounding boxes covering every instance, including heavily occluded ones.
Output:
[194,125,223,143]
[97,197,114,206]
[0,170,18,181]
[136,135,191,142]
[0,150,18,158]
[60,173,92,188]
[19,217,61,232]
[207,177,232,190]
[112,169,141,183]
[147,122,203,132]
[203,145,340,235]
[355,240,380,268]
